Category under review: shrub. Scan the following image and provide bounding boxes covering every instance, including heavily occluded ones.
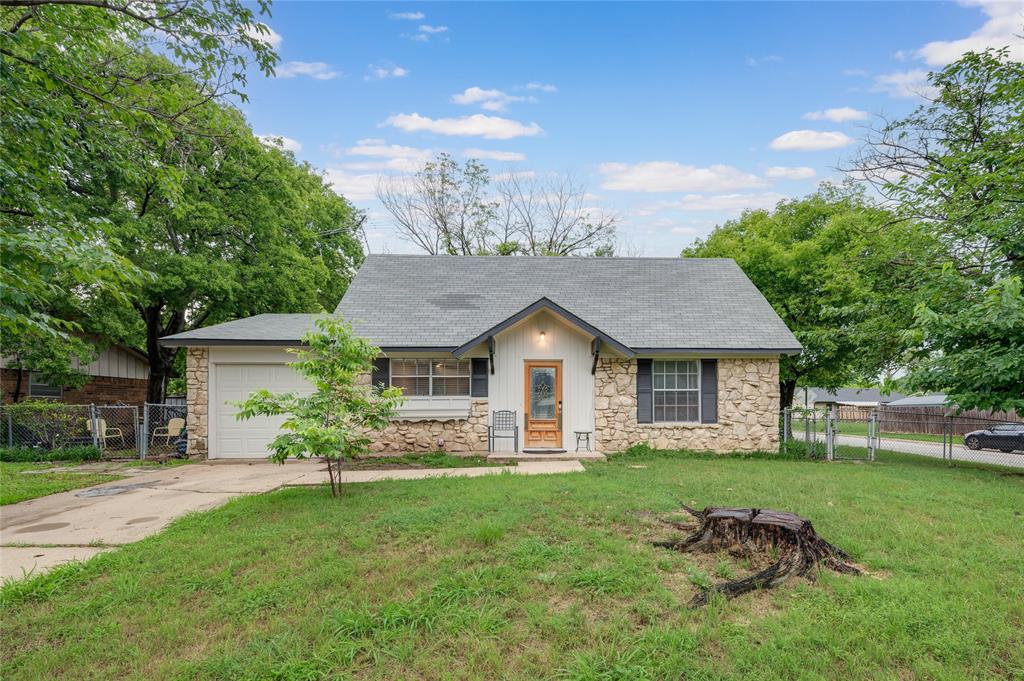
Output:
[0,446,102,463]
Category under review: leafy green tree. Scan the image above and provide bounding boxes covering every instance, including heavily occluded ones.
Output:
[1,328,95,402]
[849,49,1024,410]
[11,45,366,402]
[1,0,277,372]
[234,319,404,497]
[108,102,363,401]
[683,183,926,409]
[904,277,1023,412]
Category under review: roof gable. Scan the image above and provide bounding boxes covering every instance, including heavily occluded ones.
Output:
[452,297,635,358]
[335,255,800,353]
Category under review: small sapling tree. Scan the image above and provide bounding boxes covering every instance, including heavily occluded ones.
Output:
[233,318,404,496]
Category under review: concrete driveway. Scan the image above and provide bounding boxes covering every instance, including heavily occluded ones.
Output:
[1,459,583,580]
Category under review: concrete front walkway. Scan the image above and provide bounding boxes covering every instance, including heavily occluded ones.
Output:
[1,459,583,580]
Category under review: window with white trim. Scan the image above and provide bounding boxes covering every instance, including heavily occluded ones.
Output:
[28,372,63,399]
[391,359,470,397]
[653,360,699,422]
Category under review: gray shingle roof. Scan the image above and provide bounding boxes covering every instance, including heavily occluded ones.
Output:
[804,388,906,404]
[161,313,327,346]
[162,255,801,353]
[337,255,799,352]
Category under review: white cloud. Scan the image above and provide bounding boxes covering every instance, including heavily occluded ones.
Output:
[675,192,788,212]
[764,166,817,180]
[463,148,526,161]
[387,10,424,20]
[451,86,530,112]
[598,161,765,193]
[493,170,536,182]
[526,82,558,93]
[406,23,449,42]
[841,68,869,77]
[802,107,870,123]
[769,130,854,151]
[244,23,282,49]
[338,139,432,172]
[871,70,939,99]
[916,0,1024,66]
[383,113,543,139]
[257,134,301,153]
[324,169,381,202]
[872,2,1022,100]
[274,61,341,80]
[366,63,408,80]
[746,55,783,66]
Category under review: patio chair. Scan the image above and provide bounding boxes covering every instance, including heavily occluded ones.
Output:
[152,417,186,445]
[88,418,124,448]
[488,410,518,453]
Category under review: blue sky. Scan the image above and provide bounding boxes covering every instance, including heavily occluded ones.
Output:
[240,1,1022,255]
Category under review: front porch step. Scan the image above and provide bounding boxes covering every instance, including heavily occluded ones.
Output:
[487,451,606,463]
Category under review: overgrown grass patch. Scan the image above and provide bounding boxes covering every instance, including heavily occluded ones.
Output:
[1,453,1022,679]
[0,462,123,505]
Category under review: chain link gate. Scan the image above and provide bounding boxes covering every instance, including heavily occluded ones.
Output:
[828,408,875,462]
[93,405,140,458]
[784,407,827,458]
[141,402,188,459]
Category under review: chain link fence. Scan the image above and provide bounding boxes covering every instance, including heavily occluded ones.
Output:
[783,406,1024,471]
[1,401,191,460]
[141,402,188,459]
[1,403,95,450]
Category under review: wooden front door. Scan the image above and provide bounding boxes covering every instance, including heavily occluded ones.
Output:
[524,360,562,449]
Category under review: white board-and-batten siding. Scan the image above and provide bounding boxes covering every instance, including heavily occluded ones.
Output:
[1,345,148,380]
[476,310,596,452]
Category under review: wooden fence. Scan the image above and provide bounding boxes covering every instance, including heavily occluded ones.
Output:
[877,406,1022,436]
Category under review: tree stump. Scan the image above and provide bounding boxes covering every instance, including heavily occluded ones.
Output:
[655,506,859,606]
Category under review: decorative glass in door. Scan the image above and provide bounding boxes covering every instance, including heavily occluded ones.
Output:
[529,367,556,419]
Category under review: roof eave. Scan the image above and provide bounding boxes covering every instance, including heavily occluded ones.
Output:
[631,347,802,356]
[158,338,306,348]
[452,297,636,359]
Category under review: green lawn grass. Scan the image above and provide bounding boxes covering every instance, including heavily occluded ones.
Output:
[800,419,948,443]
[2,452,1022,679]
[0,463,124,505]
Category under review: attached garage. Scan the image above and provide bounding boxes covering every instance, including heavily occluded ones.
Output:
[206,346,312,459]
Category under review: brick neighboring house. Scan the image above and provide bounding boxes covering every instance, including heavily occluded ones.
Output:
[1,341,150,406]
[162,255,801,459]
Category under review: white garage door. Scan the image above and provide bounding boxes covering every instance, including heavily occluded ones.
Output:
[212,363,312,459]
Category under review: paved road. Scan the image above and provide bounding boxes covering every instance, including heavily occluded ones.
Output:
[1,459,584,580]
[799,432,1024,469]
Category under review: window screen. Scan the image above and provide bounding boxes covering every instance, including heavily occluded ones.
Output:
[391,359,470,397]
[28,373,63,399]
[652,360,699,422]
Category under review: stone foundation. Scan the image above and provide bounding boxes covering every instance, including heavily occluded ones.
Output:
[185,348,209,457]
[594,357,780,454]
[366,399,490,453]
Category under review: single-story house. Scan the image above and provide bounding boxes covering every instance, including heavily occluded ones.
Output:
[1,340,150,406]
[884,394,949,408]
[794,387,905,410]
[161,255,801,459]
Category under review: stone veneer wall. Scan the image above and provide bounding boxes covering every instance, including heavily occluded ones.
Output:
[186,347,209,457]
[594,357,780,454]
[366,399,490,453]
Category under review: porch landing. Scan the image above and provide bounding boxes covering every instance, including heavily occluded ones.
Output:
[486,451,606,463]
